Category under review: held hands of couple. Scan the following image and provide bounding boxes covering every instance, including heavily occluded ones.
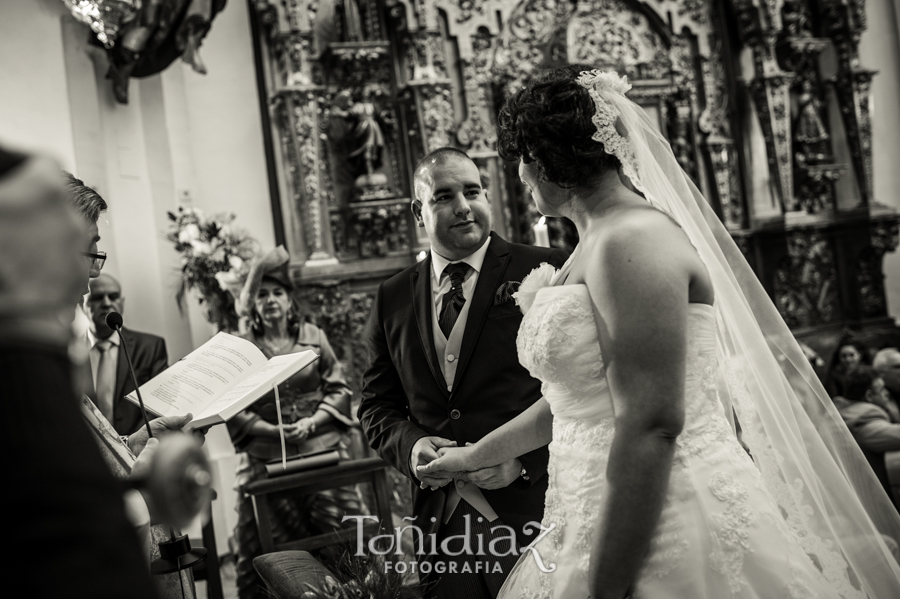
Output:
[414,440,523,491]
[411,436,458,491]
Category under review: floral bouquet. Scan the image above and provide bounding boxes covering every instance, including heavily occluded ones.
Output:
[165,206,258,332]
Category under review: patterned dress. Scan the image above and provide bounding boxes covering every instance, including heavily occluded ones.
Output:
[227,322,362,599]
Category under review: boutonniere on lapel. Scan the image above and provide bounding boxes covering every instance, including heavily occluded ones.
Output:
[513,263,558,315]
[494,281,521,306]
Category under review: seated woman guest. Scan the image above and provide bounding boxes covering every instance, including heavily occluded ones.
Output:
[227,247,361,599]
[825,333,870,397]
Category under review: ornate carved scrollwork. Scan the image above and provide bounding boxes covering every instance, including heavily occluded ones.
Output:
[857,221,900,317]
[695,0,745,228]
[707,140,744,228]
[403,29,449,82]
[447,0,487,23]
[750,74,794,212]
[774,228,840,328]
[821,0,875,206]
[330,201,412,259]
[565,0,669,80]
[492,0,573,92]
[273,88,332,261]
[829,67,876,206]
[273,33,314,87]
[297,282,375,391]
[456,85,497,153]
[457,30,498,154]
[413,82,456,152]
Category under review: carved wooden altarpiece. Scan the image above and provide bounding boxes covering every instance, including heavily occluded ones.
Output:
[249,0,898,386]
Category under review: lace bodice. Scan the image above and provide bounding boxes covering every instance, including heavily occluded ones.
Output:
[517,284,722,429]
[505,284,839,599]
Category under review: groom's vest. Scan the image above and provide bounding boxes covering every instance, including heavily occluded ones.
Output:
[429,244,499,523]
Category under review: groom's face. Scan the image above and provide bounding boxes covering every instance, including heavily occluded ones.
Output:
[412,156,491,261]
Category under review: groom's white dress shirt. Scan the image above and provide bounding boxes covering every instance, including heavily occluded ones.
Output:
[428,238,499,524]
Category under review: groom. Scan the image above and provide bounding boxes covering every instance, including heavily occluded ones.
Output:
[359,147,567,598]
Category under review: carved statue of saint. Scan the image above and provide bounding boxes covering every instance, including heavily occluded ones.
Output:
[328,90,390,203]
[794,79,829,165]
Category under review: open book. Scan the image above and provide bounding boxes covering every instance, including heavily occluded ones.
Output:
[125,332,319,430]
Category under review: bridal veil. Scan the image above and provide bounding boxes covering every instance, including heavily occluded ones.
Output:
[576,69,900,598]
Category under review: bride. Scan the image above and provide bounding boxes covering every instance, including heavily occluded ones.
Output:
[418,66,900,598]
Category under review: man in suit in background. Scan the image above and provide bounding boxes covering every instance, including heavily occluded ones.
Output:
[359,147,568,599]
[85,273,168,435]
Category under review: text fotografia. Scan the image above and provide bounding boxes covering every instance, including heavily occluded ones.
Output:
[385,559,502,575]
[342,515,557,573]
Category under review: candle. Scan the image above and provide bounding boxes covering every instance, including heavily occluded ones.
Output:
[533,216,550,247]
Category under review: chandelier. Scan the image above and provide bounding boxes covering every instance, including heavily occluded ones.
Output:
[61,0,141,48]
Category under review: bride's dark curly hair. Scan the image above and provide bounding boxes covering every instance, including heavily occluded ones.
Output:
[498,64,621,192]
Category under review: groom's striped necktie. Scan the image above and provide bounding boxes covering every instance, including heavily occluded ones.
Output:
[439,262,470,337]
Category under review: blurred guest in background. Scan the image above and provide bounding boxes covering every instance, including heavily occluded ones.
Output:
[825,333,871,398]
[85,273,168,434]
[227,246,362,599]
[0,145,154,597]
[833,365,900,510]
[875,347,900,402]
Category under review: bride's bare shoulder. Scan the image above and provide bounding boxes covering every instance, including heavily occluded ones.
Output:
[593,205,692,256]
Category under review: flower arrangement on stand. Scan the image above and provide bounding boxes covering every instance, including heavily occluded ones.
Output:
[165,207,258,333]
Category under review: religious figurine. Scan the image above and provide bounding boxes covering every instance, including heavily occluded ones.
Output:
[794,78,830,166]
[328,90,391,203]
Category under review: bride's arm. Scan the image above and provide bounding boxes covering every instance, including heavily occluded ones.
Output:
[416,396,553,475]
[586,213,700,599]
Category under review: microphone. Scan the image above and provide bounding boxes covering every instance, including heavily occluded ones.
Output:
[105,311,153,439]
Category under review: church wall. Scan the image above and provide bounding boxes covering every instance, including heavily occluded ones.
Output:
[861,0,900,322]
[0,0,275,362]
[0,1,275,542]
[0,0,77,166]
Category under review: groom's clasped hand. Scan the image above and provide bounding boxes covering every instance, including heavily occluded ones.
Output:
[409,435,458,490]
[415,438,522,491]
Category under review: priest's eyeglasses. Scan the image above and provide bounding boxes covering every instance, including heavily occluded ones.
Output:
[82,251,107,271]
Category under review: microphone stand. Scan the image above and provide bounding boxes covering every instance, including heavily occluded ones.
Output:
[109,322,153,441]
[107,313,207,592]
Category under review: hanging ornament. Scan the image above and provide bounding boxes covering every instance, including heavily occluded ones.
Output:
[61,0,142,48]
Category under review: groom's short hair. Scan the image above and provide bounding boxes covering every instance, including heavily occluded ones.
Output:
[412,147,476,203]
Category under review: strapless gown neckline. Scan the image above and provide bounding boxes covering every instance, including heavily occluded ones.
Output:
[499,282,845,599]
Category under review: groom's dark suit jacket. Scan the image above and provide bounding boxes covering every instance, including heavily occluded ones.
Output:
[359,233,568,541]
[88,328,168,435]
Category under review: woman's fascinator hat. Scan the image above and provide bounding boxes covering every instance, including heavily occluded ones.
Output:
[236,245,293,320]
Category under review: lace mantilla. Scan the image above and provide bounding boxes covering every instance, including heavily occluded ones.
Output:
[575,69,642,194]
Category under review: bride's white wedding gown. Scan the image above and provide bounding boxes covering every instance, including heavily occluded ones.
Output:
[499,283,844,599]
